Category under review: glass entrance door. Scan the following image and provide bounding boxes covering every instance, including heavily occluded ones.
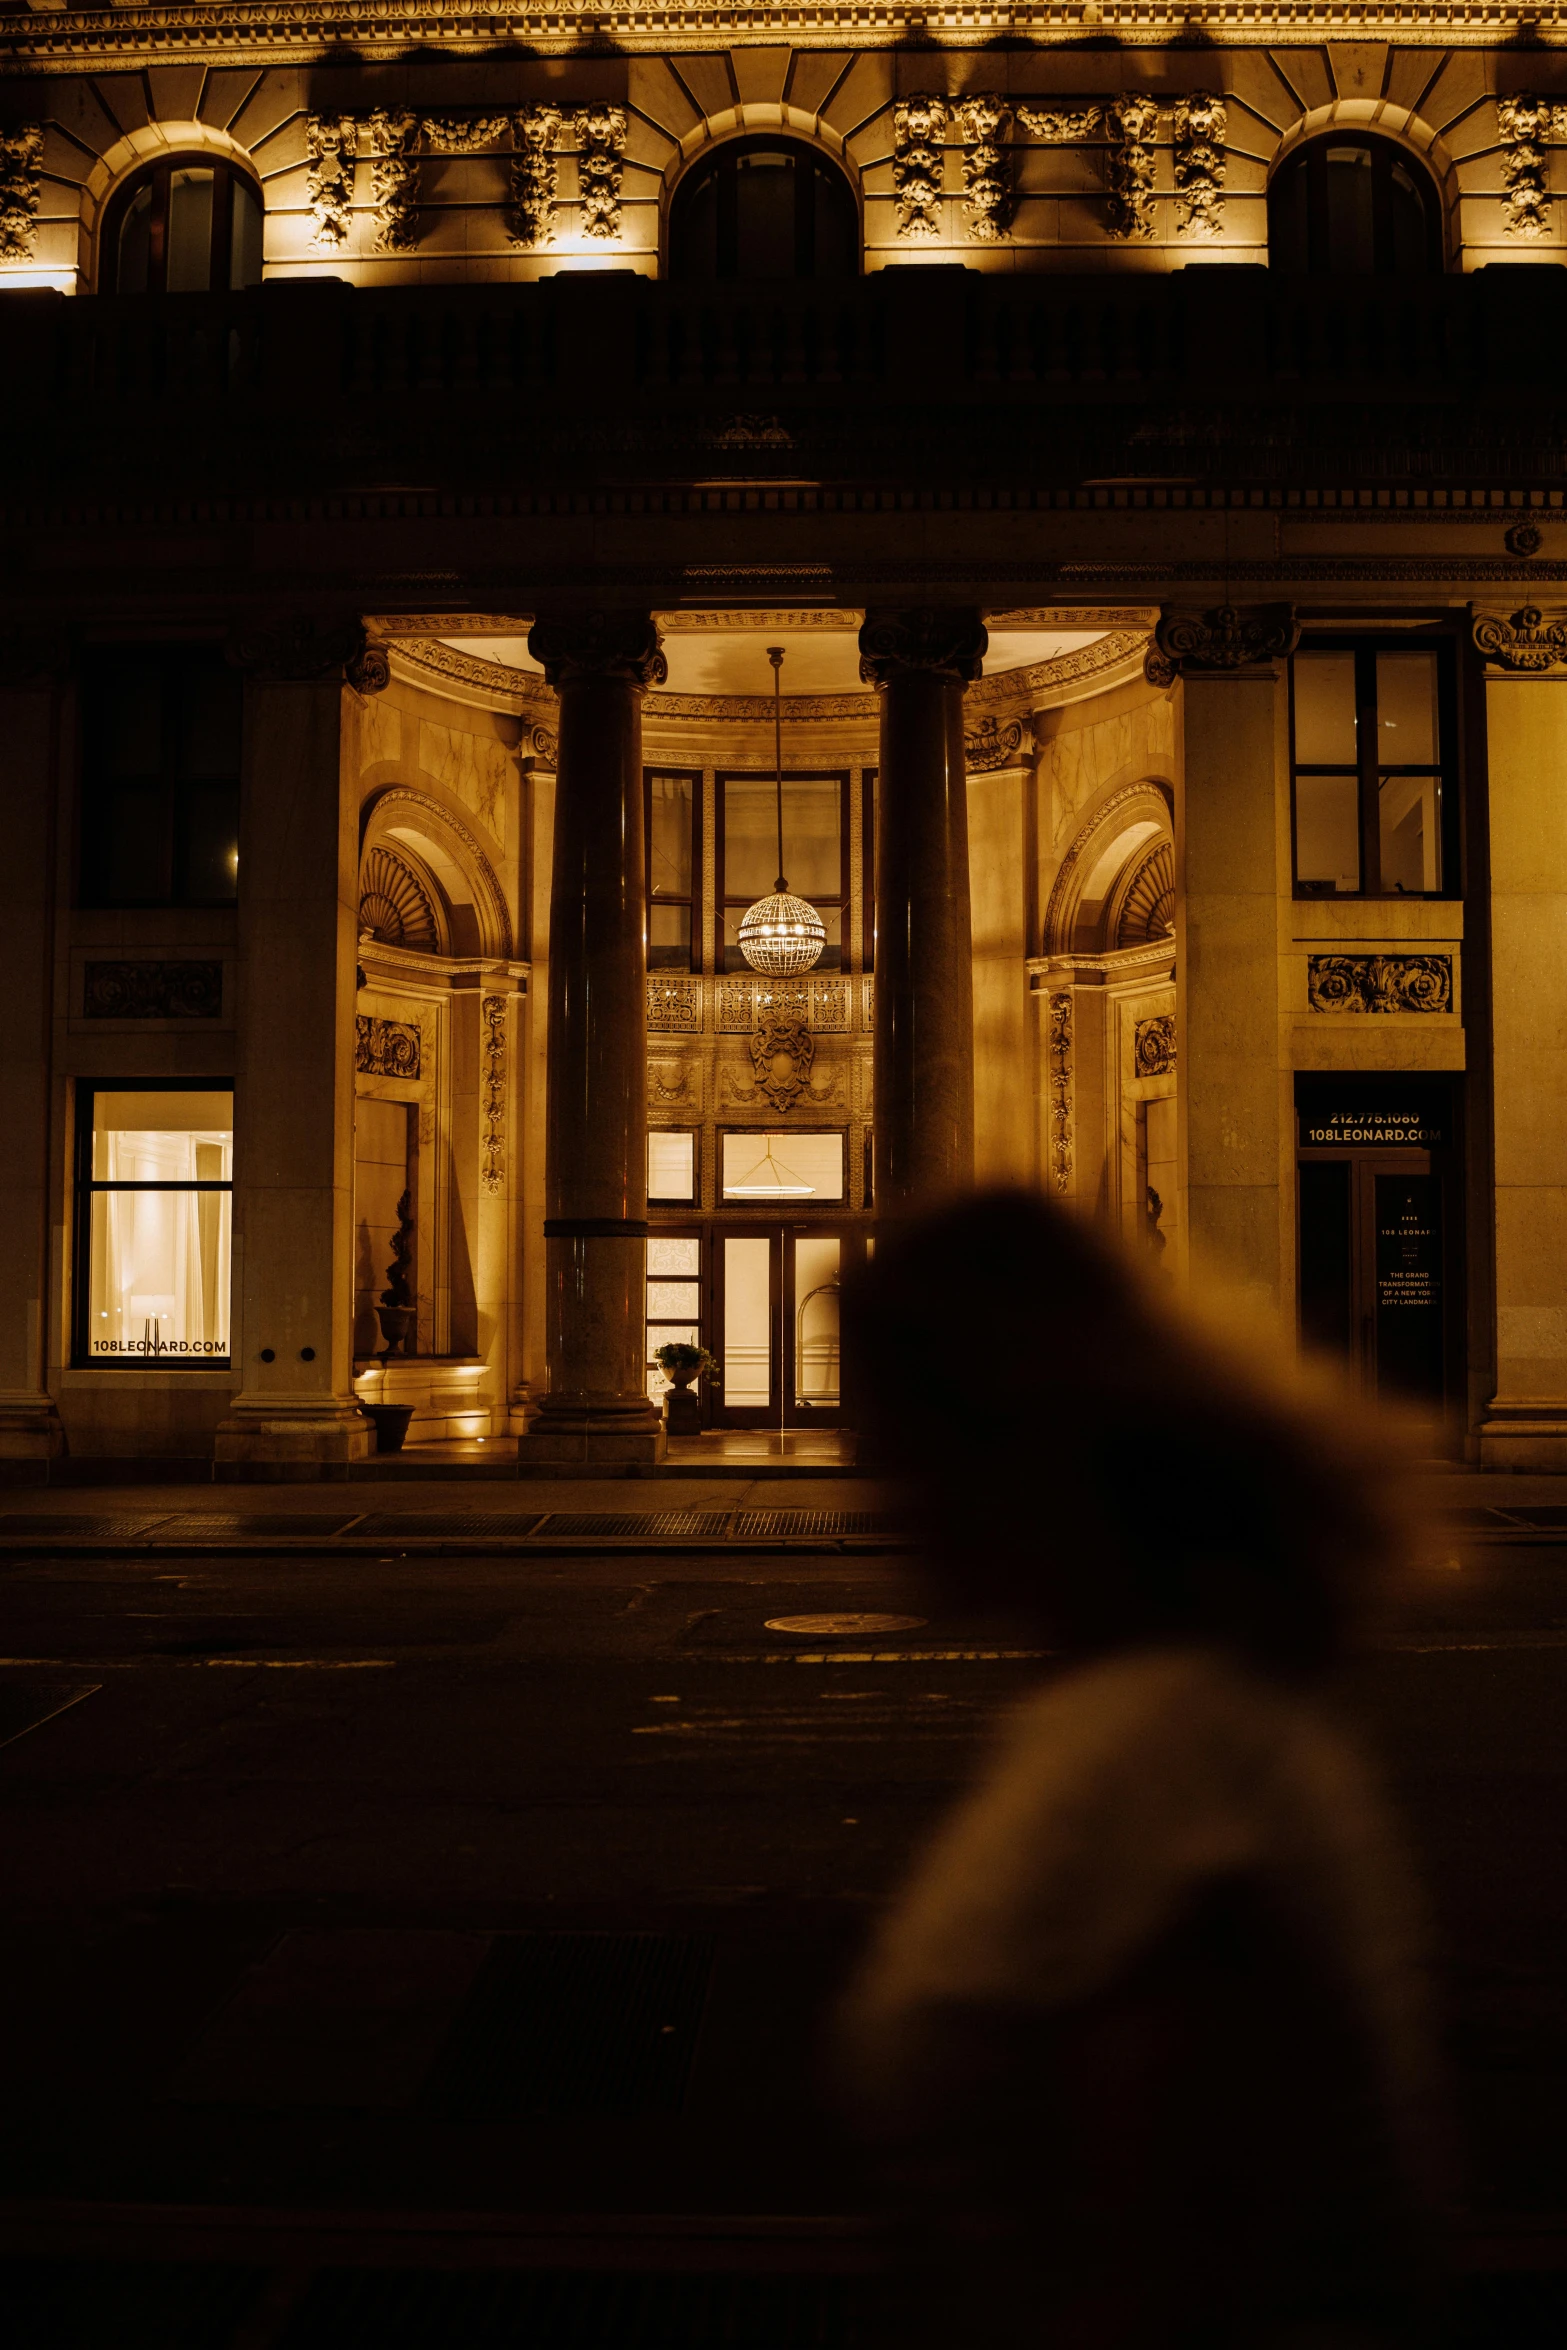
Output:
[1298,1148,1450,1435]
[716,1227,855,1429]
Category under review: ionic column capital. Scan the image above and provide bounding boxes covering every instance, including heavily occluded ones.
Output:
[227,613,389,693]
[859,606,988,688]
[1471,603,1567,673]
[1149,601,1298,681]
[527,609,666,689]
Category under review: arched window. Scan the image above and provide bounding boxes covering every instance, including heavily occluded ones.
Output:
[1268,135,1441,274]
[669,138,858,281]
[102,157,263,294]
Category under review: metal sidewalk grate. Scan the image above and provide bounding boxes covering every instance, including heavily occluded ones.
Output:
[533,1511,732,1539]
[733,1510,896,1539]
[280,2268,864,2348]
[4,2257,267,2348]
[421,1931,713,2119]
[0,1514,172,1540]
[351,1512,546,1541]
[155,1515,360,1540]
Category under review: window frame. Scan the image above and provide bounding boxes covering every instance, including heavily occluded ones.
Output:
[716,766,851,974]
[1268,132,1442,276]
[718,1127,847,1206]
[643,766,702,976]
[648,1127,699,1204]
[861,765,877,975]
[72,1079,235,1370]
[100,155,263,296]
[1289,635,1459,902]
[667,134,861,282]
[78,647,243,910]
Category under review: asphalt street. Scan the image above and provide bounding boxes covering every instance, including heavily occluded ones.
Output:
[2,1518,1566,2341]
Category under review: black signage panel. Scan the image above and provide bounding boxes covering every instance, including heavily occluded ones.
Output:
[1374,1173,1444,1401]
[1295,1075,1453,1152]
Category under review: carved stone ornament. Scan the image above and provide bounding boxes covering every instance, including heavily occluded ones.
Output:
[1506,521,1544,559]
[576,106,628,241]
[892,96,947,239]
[83,961,222,1020]
[359,843,438,951]
[1472,604,1567,671]
[355,1013,422,1077]
[1144,643,1178,689]
[424,113,512,155]
[366,108,420,253]
[1048,991,1074,1194]
[953,95,1012,242]
[1497,96,1567,239]
[1153,603,1300,674]
[748,1013,817,1113]
[859,606,988,686]
[1134,1013,1176,1077]
[230,616,384,685]
[964,714,1027,771]
[1016,104,1103,143]
[306,115,357,247]
[480,994,506,1196]
[1106,95,1160,241]
[527,611,666,690]
[0,123,43,262]
[521,722,559,768]
[1172,92,1226,238]
[1307,955,1453,1016]
[647,977,700,1032]
[507,105,563,246]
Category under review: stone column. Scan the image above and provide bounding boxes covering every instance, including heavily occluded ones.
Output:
[1474,606,1567,1467]
[859,607,987,1215]
[0,645,66,1459]
[524,612,665,1468]
[1155,604,1296,1316]
[215,622,386,1476]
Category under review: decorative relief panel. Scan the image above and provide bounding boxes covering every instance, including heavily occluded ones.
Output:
[1306,956,1453,1016]
[953,95,1012,241]
[480,994,506,1196]
[892,96,947,239]
[647,978,700,1032]
[366,107,420,250]
[356,1014,422,1078]
[1016,103,1103,143]
[507,104,562,245]
[806,981,851,1032]
[575,106,628,240]
[1106,96,1160,240]
[306,115,358,246]
[1048,992,1074,1193]
[748,1014,815,1112]
[1172,93,1226,237]
[649,1058,701,1111]
[359,844,439,951]
[1498,96,1567,239]
[1134,1014,1177,1077]
[0,123,43,261]
[83,961,222,1020]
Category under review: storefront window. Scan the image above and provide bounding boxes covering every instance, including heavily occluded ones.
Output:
[1290,642,1454,898]
[645,1232,701,1405]
[81,651,242,907]
[76,1088,233,1364]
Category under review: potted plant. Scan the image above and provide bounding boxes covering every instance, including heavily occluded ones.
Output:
[652,1341,716,1435]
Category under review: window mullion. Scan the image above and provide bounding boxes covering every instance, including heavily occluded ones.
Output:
[1357,649,1381,895]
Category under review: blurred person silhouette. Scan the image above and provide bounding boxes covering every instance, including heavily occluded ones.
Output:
[838,1191,1447,2350]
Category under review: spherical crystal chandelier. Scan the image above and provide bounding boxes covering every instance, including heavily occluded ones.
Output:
[738,647,826,978]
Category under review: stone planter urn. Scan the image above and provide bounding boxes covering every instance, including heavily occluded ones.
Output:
[662,1362,703,1436]
[375,1302,416,1361]
[362,1402,415,1454]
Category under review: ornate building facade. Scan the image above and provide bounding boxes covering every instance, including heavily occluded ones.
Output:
[1,6,1564,1469]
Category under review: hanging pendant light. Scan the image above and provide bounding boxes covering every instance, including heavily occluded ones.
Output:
[724,1135,814,1198]
[737,646,826,978]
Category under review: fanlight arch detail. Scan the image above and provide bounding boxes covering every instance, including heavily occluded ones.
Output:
[1043,780,1174,957]
[358,843,440,952]
[359,785,514,961]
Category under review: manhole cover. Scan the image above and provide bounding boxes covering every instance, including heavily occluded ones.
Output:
[763,1613,927,1637]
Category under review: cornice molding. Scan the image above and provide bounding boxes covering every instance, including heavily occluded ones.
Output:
[392,619,1149,719]
[6,4,1567,74]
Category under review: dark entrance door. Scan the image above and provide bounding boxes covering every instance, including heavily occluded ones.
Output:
[1296,1077,1460,1444]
